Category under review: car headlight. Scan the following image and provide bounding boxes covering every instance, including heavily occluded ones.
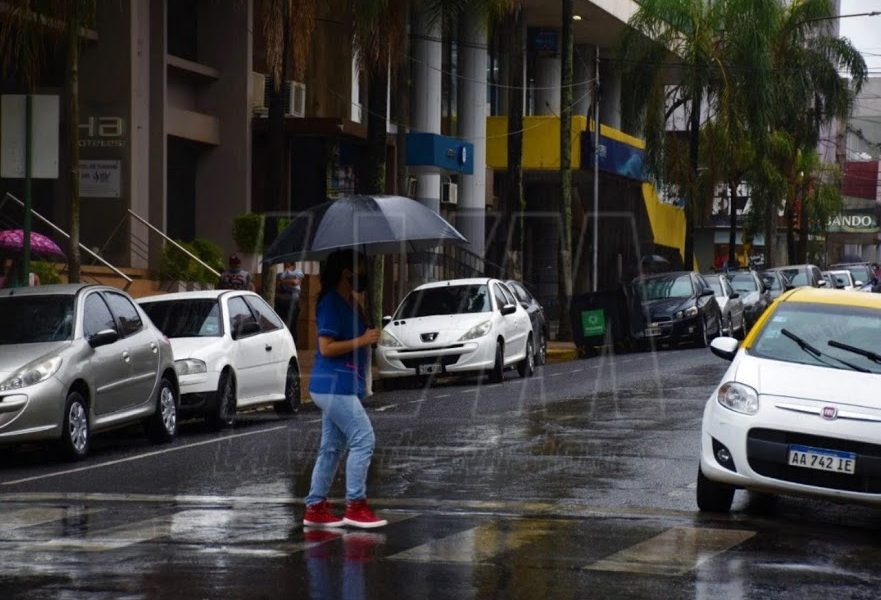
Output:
[459,320,492,341]
[379,330,403,348]
[674,306,699,320]
[0,356,63,392]
[717,382,759,415]
[175,358,207,377]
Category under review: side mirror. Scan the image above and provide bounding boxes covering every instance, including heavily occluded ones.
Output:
[784,284,795,291]
[855,280,864,287]
[88,328,119,348]
[701,288,715,297]
[730,292,740,299]
[382,315,393,327]
[710,336,739,361]
[501,303,517,316]
[817,280,827,288]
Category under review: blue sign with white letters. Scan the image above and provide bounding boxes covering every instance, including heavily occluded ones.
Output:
[405,133,474,175]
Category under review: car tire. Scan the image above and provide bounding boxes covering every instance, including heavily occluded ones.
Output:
[489,341,504,383]
[696,465,735,513]
[58,391,90,461]
[207,370,237,430]
[518,337,535,378]
[696,318,710,348]
[724,315,733,337]
[536,332,547,366]
[145,376,178,444]
[275,362,301,415]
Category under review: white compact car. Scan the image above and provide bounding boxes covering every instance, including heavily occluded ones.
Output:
[698,288,881,512]
[139,291,300,428]
[376,278,535,383]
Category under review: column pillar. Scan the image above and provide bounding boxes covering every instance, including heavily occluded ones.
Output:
[599,57,621,130]
[411,8,443,212]
[533,54,561,115]
[456,10,487,258]
[572,44,594,117]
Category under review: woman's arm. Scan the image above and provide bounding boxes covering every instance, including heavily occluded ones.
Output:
[318,328,380,358]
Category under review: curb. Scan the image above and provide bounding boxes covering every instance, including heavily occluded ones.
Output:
[546,349,578,364]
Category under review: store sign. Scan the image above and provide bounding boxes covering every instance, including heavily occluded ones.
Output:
[827,213,879,233]
[79,116,125,148]
[79,160,121,198]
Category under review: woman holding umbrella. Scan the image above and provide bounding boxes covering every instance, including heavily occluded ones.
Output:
[302,249,386,529]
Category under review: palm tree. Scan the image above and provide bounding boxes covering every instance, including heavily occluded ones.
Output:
[0,1,96,283]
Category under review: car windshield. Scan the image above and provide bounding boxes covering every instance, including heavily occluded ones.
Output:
[761,273,782,291]
[634,275,694,301]
[730,274,757,293]
[141,299,222,337]
[704,277,723,296]
[395,284,491,318]
[0,295,74,344]
[778,268,807,286]
[751,303,881,374]
[845,266,872,285]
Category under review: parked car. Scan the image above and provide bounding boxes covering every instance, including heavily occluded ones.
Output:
[829,262,874,290]
[139,291,300,429]
[821,270,838,289]
[825,270,856,290]
[376,278,534,383]
[703,274,745,339]
[505,280,548,366]
[631,271,722,348]
[0,285,178,460]
[728,271,772,330]
[698,288,881,513]
[764,264,825,289]
[759,270,793,300]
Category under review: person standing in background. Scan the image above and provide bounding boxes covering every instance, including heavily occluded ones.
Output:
[276,263,304,341]
[218,254,254,291]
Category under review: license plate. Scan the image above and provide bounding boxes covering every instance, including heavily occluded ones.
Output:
[788,444,856,475]
[645,327,661,337]
[417,363,444,376]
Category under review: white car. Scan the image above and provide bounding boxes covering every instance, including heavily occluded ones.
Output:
[828,269,856,290]
[376,278,535,383]
[698,288,881,512]
[138,291,300,428]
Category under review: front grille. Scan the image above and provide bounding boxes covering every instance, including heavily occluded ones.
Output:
[747,428,881,493]
[400,354,462,369]
[397,344,464,353]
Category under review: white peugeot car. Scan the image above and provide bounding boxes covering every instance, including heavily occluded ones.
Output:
[376,278,534,383]
[139,291,300,428]
[698,288,881,512]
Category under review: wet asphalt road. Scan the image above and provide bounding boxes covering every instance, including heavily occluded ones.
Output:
[2,348,881,598]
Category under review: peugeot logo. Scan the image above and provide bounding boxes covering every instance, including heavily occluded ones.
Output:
[821,406,838,420]
[421,332,438,343]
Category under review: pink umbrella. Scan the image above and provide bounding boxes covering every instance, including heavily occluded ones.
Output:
[0,229,65,259]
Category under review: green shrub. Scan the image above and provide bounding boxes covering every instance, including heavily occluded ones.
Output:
[160,238,225,284]
[232,213,264,254]
[31,260,62,284]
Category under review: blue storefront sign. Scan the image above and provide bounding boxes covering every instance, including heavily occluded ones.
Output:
[581,132,646,181]
[405,133,474,175]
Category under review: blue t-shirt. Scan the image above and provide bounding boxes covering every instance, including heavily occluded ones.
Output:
[309,291,368,398]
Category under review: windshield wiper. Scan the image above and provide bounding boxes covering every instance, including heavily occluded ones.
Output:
[781,328,869,373]
[828,340,881,365]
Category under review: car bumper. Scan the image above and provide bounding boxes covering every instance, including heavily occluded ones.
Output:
[633,316,701,343]
[0,377,67,444]
[178,370,221,396]
[701,395,881,505]
[376,339,496,378]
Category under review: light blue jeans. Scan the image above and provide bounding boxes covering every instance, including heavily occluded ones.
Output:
[305,393,376,505]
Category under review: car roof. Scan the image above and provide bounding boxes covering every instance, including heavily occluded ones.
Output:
[766,264,814,271]
[414,278,492,291]
[137,290,248,303]
[0,283,100,298]
[781,287,881,310]
[633,271,693,282]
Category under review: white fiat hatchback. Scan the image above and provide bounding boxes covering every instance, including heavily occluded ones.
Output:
[698,288,881,512]
[139,291,300,428]
[376,278,534,383]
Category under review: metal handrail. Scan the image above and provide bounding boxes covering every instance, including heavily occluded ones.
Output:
[127,209,221,278]
[2,192,134,289]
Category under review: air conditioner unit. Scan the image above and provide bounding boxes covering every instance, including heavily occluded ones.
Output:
[262,78,306,118]
[441,182,458,205]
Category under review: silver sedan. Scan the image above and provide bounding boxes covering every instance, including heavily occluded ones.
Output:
[0,284,178,460]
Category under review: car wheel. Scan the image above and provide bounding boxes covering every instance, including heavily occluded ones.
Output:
[275,362,301,415]
[696,465,734,513]
[207,370,237,430]
[489,341,504,383]
[536,332,547,366]
[59,391,90,461]
[145,376,178,443]
[724,315,733,337]
[518,337,535,378]
[695,318,710,348]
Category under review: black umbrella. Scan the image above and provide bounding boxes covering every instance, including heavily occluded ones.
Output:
[264,195,468,263]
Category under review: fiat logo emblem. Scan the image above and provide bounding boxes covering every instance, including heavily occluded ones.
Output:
[821,406,838,420]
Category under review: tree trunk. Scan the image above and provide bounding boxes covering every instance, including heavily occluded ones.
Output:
[798,188,809,264]
[556,0,574,341]
[728,181,737,268]
[363,62,389,326]
[684,89,701,271]
[507,8,525,275]
[67,15,82,283]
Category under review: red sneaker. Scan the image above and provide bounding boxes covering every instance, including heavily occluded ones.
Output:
[303,500,345,528]
[343,499,388,529]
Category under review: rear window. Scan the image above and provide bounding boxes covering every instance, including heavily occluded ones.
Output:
[141,299,222,338]
[396,285,491,318]
[0,295,74,344]
[730,274,758,292]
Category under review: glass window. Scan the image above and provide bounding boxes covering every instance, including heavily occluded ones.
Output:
[761,273,782,291]
[730,274,758,293]
[228,297,258,338]
[751,303,881,374]
[777,268,808,287]
[508,282,532,304]
[704,276,723,296]
[83,294,118,339]
[846,266,872,285]
[141,299,222,338]
[499,284,517,307]
[723,280,735,297]
[395,285,492,318]
[0,296,75,344]
[492,284,507,310]
[104,293,144,337]
[633,275,695,301]
[244,296,284,332]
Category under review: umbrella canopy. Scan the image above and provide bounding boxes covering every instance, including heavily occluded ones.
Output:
[0,229,65,259]
[264,195,468,263]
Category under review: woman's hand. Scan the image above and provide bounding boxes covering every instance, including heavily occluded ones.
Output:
[359,328,380,346]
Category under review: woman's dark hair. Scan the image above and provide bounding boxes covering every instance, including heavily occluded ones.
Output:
[318,249,365,301]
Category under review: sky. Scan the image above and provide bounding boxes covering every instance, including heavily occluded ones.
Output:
[839,0,881,74]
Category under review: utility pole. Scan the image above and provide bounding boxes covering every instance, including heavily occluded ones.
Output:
[592,47,600,292]
[22,94,32,287]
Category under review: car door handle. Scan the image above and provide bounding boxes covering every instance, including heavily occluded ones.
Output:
[122,351,131,363]
[265,345,272,352]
